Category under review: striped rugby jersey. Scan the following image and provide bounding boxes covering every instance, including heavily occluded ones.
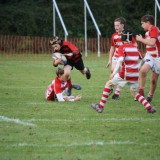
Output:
[118,43,143,82]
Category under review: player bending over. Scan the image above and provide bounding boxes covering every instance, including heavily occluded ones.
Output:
[91,30,156,113]
[45,67,81,102]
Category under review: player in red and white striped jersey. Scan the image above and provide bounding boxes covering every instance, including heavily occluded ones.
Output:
[107,17,137,100]
[91,30,156,114]
[136,15,160,102]
[45,67,81,102]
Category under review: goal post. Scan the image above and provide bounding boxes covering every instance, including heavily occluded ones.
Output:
[155,0,160,26]
[84,0,101,57]
[52,0,68,40]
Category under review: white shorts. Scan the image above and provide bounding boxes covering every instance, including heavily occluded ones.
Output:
[143,55,154,68]
[110,73,138,91]
[144,55,160,74]
[112,56,118,63]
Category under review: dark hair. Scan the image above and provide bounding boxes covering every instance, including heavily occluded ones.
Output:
[114,17,126,27]
[50,36,63,46]
[141,15,154,25]
[56,67,64,76]
[121,29,132,42]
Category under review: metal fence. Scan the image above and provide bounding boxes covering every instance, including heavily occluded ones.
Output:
[0,35,145,54]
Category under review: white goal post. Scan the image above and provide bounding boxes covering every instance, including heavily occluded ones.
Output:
[84,0,101,57]
[52,0,68,40]
[155,0,160,26]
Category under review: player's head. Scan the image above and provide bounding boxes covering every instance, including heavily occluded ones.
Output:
[141,15,154,25]
[140,15,154,31]
[50,36,63,52]
[121,29,132,42]
[114,17,126,33]
[56,67,64,77]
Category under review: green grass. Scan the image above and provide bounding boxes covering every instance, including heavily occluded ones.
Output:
[0,53,160,160]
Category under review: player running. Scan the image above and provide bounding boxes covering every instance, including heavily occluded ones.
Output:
[107,17,137,100]
[50,36,91,82]
[91,30,156,114]
[136,15,160,102]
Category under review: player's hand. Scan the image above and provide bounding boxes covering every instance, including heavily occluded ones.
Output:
[74,95,81,101]
[53,58,62,66]
[64,53,74,57]
[106,60,111,68]
[136,34,143,42]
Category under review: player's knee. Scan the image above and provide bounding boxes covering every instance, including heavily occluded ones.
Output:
[140,69,147,76]
[106,80,113,87]
[64,69,71,77]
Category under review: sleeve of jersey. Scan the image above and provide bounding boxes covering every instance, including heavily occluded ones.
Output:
[54,78,63,94]
[63,41,79,54]
[56,93,65,101]
[149,27,158,38]
[132,36,136,44]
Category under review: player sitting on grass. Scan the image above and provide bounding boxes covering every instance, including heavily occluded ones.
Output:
[45,67,81,102]
[91,29,156,113]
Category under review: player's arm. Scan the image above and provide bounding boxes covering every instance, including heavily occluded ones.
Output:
[63,95,82,101]
[53,58,62,67]
[136,35,156,46]
[56,93,65,101]
[112,57,123,74]
[106,46,115,68]
[63,41,79,57]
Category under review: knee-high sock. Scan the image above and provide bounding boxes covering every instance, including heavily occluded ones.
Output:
[99,86,112,109]
[135,93,152,110]
[114,85,121,96]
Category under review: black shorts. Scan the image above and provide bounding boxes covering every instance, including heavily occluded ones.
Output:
[65,53,85,71]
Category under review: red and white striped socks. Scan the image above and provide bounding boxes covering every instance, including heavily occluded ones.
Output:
[135,93,152,110]
[113,85,121,96]
[99,86,112,109]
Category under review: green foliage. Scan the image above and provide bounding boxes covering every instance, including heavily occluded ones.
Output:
[0,0,160,37]
[0,53,160,159]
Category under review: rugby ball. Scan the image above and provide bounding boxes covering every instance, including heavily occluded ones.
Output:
[52,52,67,65]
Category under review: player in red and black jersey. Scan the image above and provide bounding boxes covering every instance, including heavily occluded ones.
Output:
[50,36,91,82]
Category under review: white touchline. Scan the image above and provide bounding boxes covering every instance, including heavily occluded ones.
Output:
[0,115,36,126]
[8,141,160,148]
[9,141,132,148]
[29,117,160,122]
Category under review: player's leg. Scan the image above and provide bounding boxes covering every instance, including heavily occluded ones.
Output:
[147,72,159,102]
[91,80,114,113]
[139,55,153,96]
[74,58,91,79]
[63,65,72,81]
[66,83,82,96]
[111,57,122,100]
[139,63,151,96]
[130,83,156,113]
[91,73,125,113]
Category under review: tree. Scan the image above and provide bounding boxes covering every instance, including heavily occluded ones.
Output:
[0,0,159,37]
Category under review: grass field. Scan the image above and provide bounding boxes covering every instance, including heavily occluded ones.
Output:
[0,53,160,160]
